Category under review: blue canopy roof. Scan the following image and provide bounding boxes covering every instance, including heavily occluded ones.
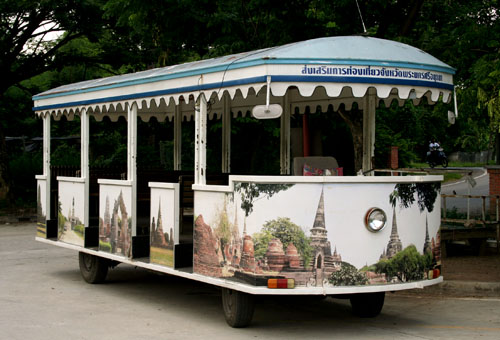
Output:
[34,36,454,100]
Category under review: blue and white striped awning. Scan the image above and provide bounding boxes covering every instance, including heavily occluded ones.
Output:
[33,36,455,120]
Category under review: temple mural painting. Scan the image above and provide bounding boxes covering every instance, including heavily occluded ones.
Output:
[150,187,177,267]
[99,185,132,257]
[194,181,441,287]
[36,180,47,238]
[58,182,85,247]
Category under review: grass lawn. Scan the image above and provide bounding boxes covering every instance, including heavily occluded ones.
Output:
[150,246,174,267]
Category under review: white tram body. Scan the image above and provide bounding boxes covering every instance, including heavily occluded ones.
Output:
[34,36,454,326]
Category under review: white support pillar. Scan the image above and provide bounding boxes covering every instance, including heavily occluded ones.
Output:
[127,103,138,233]
[80,109,89,179]
[43,114,51,219]
[280,93,291,175]
[174,105,182,171]
[362,88,376,174]
[222,93,231,173]
[195,94,207,185]
[80,109,89,227]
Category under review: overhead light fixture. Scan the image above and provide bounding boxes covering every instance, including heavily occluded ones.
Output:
[252,76,283,119]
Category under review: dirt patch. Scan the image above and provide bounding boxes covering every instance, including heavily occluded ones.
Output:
[442,253,500,282]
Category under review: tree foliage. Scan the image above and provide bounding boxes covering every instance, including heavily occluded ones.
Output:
[375,245,433,282]
[253,217,313,266]
[2,0,500,204]
[390,182,441,212]
[328,262,368,286]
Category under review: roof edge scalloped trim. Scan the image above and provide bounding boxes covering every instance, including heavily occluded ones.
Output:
[33,76,267,112]
[33,75,452,112]
[32,58,455,101]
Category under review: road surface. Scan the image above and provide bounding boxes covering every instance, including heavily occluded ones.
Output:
[441,167,489,215]
[1,223,500,339]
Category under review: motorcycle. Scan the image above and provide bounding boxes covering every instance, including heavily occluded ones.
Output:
[427,147,448,168]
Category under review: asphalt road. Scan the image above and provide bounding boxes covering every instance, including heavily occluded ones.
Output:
[1,223,500,339]
[441,167,489,214]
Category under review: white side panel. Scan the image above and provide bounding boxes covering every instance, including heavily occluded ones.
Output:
[36,178,48,238]
[98,181,133,257]
[57,179,85,247]
[149,183,180,268]
[194,179,441,288]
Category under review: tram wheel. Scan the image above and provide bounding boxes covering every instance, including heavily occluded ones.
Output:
[78,252,109,284]
[350,292,385,318]
[221,288,255,328]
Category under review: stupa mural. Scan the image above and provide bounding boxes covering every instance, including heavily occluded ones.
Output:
[99,190,131,256]
[58,181,85,247]
[193,181,442,287]
[150,198,174,267]
[194,187,349,287]
[36,182,47,238]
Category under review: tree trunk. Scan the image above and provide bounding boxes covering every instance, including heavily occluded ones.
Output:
[338,107,363,173]
[0,123,11,201]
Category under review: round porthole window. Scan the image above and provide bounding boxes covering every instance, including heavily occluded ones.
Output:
[364,208,387,232]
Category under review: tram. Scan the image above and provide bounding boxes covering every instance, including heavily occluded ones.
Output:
[34,36,454,327]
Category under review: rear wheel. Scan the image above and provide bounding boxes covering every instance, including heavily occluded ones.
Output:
[441,158,448,168]
[350,292,385,318]
[78,252,109,284]
[221,288,255,328]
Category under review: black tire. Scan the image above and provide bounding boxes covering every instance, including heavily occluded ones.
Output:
[221,288,255,328]
[78,252,109,284]
[441,158,448,168]
[428,161,435,168]
[350,292,385,318]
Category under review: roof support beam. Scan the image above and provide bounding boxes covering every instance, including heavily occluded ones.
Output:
[362,88,376,174]
[174,105,182,171]
[280,92,291,175]
[222,93,231,173]
[127,103,138,232]
[195,95,207,185]
[42,114,51,219]
[80,109,89,227]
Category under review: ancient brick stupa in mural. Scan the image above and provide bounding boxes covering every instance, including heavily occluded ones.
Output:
[380,209,403,260]
[151,199,173,249]
[99,191,131,256]
[193,188,344,287]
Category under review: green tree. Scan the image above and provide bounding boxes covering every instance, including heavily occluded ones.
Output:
[375,245,433,282]
[328,262,368,286]
[214,202,231,262]
[0,0,109,200]
[390,182,441,212]
[254,217,313,267]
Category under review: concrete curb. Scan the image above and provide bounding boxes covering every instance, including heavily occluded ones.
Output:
[396,280,500,298]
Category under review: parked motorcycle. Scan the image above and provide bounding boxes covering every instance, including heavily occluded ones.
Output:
[427,147,448,168]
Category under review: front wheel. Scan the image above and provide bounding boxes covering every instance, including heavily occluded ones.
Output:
[78,252,109,284]
[350,292,385,318]
[221,288,255,328]
[441,157,448,168]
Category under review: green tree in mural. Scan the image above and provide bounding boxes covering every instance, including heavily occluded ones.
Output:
[253,217,313,267]
[375,245,433,282]
[390,182,441,212]
[329,262,368,286]
[252,230,273,261]
[214,203,231,263]
[234,183,293,217]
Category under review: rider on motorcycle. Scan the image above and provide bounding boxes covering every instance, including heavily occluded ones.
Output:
[427,138,447,167]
